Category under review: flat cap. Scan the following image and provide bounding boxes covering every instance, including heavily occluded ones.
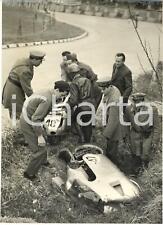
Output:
[131,92,146,101]
[66,53,77,61]
[68,63,80,73]
[30,50,46,59]
[54,80,70,92]
[71,53,77,60]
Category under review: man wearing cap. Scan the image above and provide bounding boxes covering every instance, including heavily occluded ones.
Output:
[60,51,102,111]
[2,50,45,119]
[60,51,97,82]
[125,93,160,174]
[67,63,95,143]
[70,53,102,111]
[20,80,69,181]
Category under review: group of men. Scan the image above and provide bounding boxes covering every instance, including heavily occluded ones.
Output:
[2,50,159,180]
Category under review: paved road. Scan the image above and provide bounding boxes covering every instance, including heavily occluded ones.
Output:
[2,12,162,92]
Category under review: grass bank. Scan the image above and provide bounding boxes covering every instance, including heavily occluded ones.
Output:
[2,5,84,44]
[1,65,162,223]
[1,119,162,223]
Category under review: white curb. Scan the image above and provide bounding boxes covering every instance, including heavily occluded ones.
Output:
[2,31,88,49]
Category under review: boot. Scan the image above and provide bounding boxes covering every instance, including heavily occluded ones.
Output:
[13,131,28,146]
[132,155,143,175]
[142,160,149,168]
[81,125,92,143]
[106,139,119,165]
[74,122,85,144]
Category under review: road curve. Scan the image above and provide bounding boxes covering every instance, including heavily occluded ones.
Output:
[2,12,162,91]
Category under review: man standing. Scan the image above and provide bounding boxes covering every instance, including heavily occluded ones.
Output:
[20,81,69,181]
[60,51,71,81]
[125,93,160,174]
[110,53,132,104]
[60,51,97,81]
[67,63,95,143]
[69,53,98,82]
[2,50,46,119]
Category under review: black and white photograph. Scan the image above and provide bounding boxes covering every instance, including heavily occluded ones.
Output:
[1,0,162,223]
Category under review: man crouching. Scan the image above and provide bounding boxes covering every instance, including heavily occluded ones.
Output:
[20,81,69,181]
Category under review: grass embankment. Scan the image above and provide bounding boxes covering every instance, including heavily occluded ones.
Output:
[1,68,162,223]
[134,62,162,102]
[2,5,84,44]
[1,114,162,223]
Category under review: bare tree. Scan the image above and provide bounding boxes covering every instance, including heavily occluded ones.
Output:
[17,18,22,37]
[127,3,162,96]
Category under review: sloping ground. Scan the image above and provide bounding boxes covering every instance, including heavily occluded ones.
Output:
[2,5,84,44]
[1,119,162,223]
[0,217,36,223]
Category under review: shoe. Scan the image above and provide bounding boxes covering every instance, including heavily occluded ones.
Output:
[78,137,85,144]
[22,141,29,146]
[58,149,75,164]
[14,137,28,146]
[43,161,51,167]
[23,172,37,181]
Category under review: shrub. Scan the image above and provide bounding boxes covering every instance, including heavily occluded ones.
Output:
[134,71,162,101]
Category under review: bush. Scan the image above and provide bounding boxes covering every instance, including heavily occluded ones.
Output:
[134,71,161,101]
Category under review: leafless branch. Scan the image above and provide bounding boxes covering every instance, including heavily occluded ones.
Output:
[147,41,155,66]
[127,3,162,95]
[144,40,148,52]
[137,53,148,75]
[158,35,160,62]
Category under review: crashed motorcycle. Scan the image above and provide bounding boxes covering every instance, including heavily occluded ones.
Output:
[57,144,141,212]
[43,94,70,144]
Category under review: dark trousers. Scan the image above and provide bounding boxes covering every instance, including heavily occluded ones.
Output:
[81,114,92,143]
[93,82,102,111]
[72,107,92,143]
[9,107,22,120]
[106,139,119,165]
[20,115,47,176]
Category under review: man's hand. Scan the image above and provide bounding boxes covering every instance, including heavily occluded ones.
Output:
[152,143,157,151]
[97,80,111,89]
[38,135,46,147]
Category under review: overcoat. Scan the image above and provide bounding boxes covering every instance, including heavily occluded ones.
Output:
[125,104,160,160]
[20,89,54,176]
[103,86,128,141]
[2,58,34,118]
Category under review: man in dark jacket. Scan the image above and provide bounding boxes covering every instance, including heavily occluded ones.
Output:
[67,63,95,143]
[109,53,132,104]
[2,51,46,119]
[20,81,69,181]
